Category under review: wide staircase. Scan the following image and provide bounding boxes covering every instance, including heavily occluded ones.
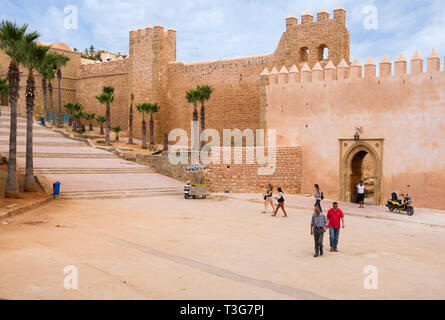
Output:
[0,107,183,200]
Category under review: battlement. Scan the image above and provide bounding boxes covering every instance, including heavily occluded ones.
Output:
[262,49,444,85]
[79,57,129,78]
[129,24,176,43]
[285,5,346,31]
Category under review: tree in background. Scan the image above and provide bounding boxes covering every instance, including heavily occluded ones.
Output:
[0,77,8,107]
[0,20,39,197]
[84,113,96,131]
[95,86,114,146]
[96,116,106,135]
[148,103,160,146]
[55,54,70,127]
[127,93,134,145]
[136,103,150,149]
[112,126,121,141]
[186,88,200,151]
[21,40,50,191]
[197,85,214,149]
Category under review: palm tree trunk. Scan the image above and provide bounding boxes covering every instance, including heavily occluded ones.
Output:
[48,81,55,126]
[149,114,154,145]
[6,59,20,197]
[100,124,104,135]
[142,118,147,149]
[89,122,93,131]
[200,103,205,149]
[42,78,48,123]
[105,103,111,146]
[57,69,63,127]
[24,71,36,191]
[128,103,133,144]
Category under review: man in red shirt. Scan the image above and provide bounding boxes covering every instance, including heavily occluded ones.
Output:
[327,202,345,252]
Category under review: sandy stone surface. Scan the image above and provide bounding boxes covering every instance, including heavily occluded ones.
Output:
[0,195,444,300]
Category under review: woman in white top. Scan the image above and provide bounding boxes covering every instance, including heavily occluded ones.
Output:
[357,180,366,208]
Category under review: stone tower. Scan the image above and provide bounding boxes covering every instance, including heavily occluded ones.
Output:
[274,6,350,69]
[128,24,176,143]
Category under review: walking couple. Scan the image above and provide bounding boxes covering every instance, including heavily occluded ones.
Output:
[263,184,287,218]
[310,202,345,257]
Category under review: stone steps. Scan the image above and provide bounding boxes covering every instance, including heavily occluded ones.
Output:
[30,167,155,175]
[58,187,183,200]
[0,141,86,147]
[13,152,115,159]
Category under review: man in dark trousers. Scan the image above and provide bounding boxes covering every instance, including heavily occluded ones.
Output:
[310,207,328,258]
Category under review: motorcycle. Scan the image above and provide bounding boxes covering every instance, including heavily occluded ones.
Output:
[386,192,414,216]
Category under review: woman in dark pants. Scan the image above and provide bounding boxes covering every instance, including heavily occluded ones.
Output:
[273,187,288,218]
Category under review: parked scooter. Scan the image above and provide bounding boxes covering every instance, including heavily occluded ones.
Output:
[386,192,414,216]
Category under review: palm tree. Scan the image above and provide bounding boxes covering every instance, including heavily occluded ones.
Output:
[64,102,83,132]
[186,88,200,151]
[0,20,39,197]
[96,116,106,135]
[148,103,160,146]
[55,54,70,127]
[21,41,50,191]
[136,103,150,149]
[112,126,121,141]
[84,113,96,131]
[41,52,61,126]
[127,93,134,145]
[95,86,114,146]
[89,45,95,56]
[197,85,214,148]
[0,77,8,106]
[72,110,85,133]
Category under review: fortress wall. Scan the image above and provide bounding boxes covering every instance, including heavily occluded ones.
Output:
[165,54,274,145]
[263,53,445,209]
[1,48,80,119]
[76,59,129,129]
[128,26,176,144]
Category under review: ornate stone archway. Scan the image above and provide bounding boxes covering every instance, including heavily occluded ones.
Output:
[339,139,384,205]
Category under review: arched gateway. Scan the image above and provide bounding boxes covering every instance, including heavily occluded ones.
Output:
[339,139,384,205]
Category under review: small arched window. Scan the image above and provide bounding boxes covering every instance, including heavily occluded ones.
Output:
[318,44,329,61]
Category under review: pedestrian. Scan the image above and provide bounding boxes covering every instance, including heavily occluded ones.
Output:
[184,181,191,199]
[311,207,328,258]
[273,187,287,218]
[357,180,366,208]
[327,202,345,252]
[262,183,275,214]
[314,184,324,212]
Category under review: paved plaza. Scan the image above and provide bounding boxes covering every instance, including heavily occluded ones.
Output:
[1,195,445,300]
[1,108,445,300]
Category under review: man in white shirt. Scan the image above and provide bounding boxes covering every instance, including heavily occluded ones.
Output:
[357,180,366,208]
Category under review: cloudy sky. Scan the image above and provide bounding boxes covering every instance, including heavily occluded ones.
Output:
[1,0,444,66]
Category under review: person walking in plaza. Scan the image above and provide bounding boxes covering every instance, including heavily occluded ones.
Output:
[184,182,191,199]
[273,187,287,218]
[263,184,275,214]
[314,184,324,212]
[327,202,345,252]
[357,180,366,208]
[311,207,328,257]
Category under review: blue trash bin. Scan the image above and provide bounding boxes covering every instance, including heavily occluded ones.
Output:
[40,117,45,126]
[53,181,61,199]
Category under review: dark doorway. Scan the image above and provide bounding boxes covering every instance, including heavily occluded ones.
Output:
[350,151,367,203]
